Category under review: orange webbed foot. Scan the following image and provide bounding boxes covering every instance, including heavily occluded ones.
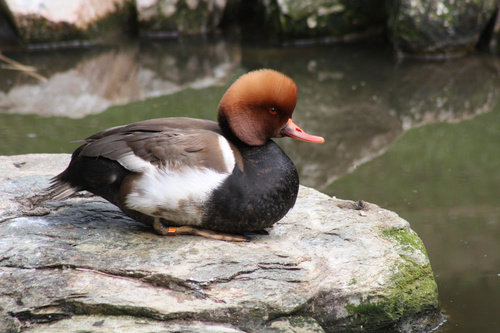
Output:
[153,218,249,242]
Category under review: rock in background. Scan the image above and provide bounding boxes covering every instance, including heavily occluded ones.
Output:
[240,0,387,44]
[137,0,227,37]
[388,0,497,55]
[3,0,137,46]
[1,0,500,56]
[0,154,443,332]
[488,8,500,53]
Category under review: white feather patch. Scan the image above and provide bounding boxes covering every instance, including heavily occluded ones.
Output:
[117,152,153,173]
[218,135,236,172]
[124,166,230,225]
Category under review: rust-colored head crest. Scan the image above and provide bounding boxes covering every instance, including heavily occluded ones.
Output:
[217,69,298,146]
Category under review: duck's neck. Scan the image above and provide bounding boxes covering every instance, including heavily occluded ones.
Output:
[217,112,243,145]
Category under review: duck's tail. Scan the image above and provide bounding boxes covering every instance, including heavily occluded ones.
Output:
[46,175,79,201]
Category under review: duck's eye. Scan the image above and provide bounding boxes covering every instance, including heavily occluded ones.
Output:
[269,108,277,114]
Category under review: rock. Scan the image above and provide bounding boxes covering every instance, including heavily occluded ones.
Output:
[242,0,387,44]
[388,0,497,56]
[0,0,20,50]
[488,8,500,54]
[137,0,227,37]
[0,154,68,222]
[3,0,136,45]
[0,314,21,333]
[256,316,326,333]
[0,154,443,332]
[0,36,239,118]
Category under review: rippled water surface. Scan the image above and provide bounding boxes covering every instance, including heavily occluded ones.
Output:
[1,36,499,332]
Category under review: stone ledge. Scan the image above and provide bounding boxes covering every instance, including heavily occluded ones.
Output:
[0,154,443,332]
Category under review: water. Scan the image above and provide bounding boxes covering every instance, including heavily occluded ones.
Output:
[329,109,500,332]
[1,36,499,332]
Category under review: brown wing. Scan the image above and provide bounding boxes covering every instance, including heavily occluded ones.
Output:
[78,119,231,174]
[84,118,221,141]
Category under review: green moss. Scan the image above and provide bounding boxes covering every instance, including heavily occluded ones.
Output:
[345,301,394,327]
[344,228,439,330]
[382,228,428,257]
[345,263,439,329]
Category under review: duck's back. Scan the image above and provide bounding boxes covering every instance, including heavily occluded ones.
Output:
[50,118,222,197]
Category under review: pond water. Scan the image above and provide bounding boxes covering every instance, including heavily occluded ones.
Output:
[1,35,499,332]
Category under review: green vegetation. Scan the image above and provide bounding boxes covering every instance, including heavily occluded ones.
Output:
[344,227,439,330]
[382,228,427,257]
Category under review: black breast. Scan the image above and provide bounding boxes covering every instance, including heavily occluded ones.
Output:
[203,140,299,233]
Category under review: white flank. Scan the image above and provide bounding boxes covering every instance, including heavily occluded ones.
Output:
[124,166,230,225]
[218,135,236,172]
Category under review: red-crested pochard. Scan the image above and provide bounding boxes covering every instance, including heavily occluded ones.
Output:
[48,69,324,241]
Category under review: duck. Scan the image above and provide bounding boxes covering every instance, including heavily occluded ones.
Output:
[48,69,324,241]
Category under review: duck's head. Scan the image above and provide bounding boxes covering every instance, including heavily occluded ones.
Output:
[218,69,324,146]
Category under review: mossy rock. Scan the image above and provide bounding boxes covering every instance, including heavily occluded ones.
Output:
[341,228,440,332]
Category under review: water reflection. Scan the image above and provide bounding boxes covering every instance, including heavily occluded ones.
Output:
[329,107,500,332]
[240,44,500,189]
[1,37,500,332]
[0,35,240,118]
[391,56,499,128]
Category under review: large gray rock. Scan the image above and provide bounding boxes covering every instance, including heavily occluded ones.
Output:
[388,0,497,55]
[3,0,136,45]
[0,154,442,332]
